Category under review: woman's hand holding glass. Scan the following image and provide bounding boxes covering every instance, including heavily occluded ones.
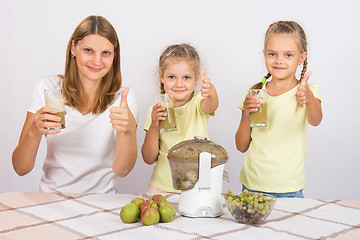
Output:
[32,106,62,135]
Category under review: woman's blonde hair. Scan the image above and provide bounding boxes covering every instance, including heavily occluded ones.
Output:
[158,43,200,94]
[252,20,308,90]
[60,15,121,114]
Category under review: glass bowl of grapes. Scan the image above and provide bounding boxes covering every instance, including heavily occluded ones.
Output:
[224,190,276,225]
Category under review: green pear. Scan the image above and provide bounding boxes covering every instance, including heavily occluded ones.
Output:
[140,199,158,212]
[151,194,167,208]
[159,202,176,223]
[131,197,145,208]
[120,202,140,223]
[141,205,160,226]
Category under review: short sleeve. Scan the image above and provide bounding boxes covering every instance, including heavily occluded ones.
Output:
[28,82,45,114]
[28,76,61,113]
[309,83,321,101]
[194,91,215,117]
[144,106,153,131]
[126,88,140,124]
[113,87,140,124]
[238,88,251,110]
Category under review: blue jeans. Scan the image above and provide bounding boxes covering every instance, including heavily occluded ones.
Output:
[242,185,304,198]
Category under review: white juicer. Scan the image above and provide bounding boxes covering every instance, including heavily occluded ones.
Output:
[168,137,229,218]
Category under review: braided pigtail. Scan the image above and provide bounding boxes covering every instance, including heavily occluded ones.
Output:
[251,72,271,90]
[295,59,308,111]
[263,72,271,83]
[299,58,308,83]
[160,82,166,94]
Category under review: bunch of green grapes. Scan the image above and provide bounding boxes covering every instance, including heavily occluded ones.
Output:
[225,190,275,224]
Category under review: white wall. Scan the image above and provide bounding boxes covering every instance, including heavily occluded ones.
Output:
[1,0,359,200]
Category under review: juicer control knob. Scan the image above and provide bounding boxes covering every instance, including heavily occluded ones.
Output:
[200,210,208,216]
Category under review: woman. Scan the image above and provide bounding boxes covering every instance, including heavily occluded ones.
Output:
[12,15,139,193]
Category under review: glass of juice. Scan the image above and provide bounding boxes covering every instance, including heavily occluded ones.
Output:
[158,93,177,133]
[44,89,66,130]
[249,89,267,127]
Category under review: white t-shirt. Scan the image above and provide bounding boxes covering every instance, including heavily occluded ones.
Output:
[28,76,139,193]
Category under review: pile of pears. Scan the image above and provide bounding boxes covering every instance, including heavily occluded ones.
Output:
[120,194,176,226]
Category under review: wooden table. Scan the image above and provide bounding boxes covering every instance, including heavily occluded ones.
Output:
[0,192,359,239]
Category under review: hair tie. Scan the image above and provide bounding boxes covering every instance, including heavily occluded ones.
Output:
[261,77,267,85]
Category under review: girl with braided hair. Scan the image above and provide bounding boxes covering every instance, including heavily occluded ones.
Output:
[235,21,322,198]
[142,43,219,193]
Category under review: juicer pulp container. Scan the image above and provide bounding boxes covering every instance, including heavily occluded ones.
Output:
[167,137,229,217]
[168,137,228,191]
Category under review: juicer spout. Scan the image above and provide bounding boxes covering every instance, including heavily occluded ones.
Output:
[198,152,211,189]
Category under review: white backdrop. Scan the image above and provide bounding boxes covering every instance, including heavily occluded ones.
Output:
[1,0,359,200]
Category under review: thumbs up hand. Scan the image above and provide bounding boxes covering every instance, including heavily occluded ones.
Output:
[296,71,313,105]
[200,68,213,98]
[109,87,136,132]
[120,87,129,107]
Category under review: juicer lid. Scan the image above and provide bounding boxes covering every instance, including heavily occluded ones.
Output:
[167,136,228,167]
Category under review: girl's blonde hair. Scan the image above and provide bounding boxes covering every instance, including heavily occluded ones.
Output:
[252,20,308,89]
[158,43,200,94]
[60,15,121,114]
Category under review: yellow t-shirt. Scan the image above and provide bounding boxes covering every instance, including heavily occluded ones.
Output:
[238,83,321,193]
[144,91,214,193]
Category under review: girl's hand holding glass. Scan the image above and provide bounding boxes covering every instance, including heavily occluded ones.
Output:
[150,103,167,129]
[242,94,260,117]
